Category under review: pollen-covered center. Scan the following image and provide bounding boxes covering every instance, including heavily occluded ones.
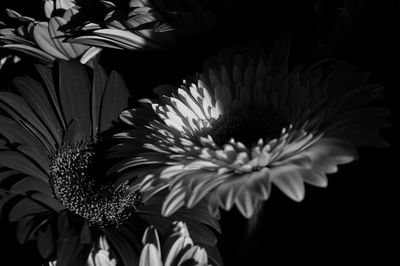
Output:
[49,142,142,227]
[210,107,288,147]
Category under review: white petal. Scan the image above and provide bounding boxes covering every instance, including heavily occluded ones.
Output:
[142,226,161,250]
[271,166,305,202]
[177,246,208,266]
[44,0,54,18]
[161,185,186,216]
[139,244,163,266]
[32,22,69,60]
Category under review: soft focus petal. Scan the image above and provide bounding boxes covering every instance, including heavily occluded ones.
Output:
[139,244,163,266]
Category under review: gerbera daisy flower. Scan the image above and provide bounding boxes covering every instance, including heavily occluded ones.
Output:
[111,37,390,219]
[61,0,230,51]
[0,0,100,64]
[0,60,220,265]
[139,221,210,266]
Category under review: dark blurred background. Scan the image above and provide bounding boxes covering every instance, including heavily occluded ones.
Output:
[0,0,398,265]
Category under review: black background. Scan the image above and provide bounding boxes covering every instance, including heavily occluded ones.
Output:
[0,1,398,265]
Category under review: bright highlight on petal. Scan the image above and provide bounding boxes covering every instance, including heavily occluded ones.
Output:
[112,37,389,219]
[0,1,96,64]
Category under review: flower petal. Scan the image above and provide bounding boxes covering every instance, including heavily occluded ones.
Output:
[270,165,305,202]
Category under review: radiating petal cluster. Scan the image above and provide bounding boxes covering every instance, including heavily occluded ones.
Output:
[0,60,134,264]
[59,0,175,51]
[0,0,99,64]
[60,0,229,51]
[112,38,390,218]
[139,221,210,266]
[0,59,221,266]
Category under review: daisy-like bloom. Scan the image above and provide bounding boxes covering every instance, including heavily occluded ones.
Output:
[0,0,100,64]
[0,60,220,265]
[112,37,390,219]
[139,221,210,266]
[62,0,228,51]
[60,0,176,51]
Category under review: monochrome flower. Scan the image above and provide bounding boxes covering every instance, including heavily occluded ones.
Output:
[0,60,220,265]
[61,0,228,51]
[0,0,100,64]
[112,37,390,218]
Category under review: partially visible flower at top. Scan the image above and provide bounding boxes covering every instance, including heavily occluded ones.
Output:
[139,221,210,266]
[0,0,101,65]
[0,59,220,265]
[60,0,230,51]
[111,36,390,219]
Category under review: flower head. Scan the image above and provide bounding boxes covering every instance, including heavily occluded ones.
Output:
[0,60,220,265]
[112,37,390,218]
[139,221,210,266]
[60,0,230,51]
[0,0,99,64]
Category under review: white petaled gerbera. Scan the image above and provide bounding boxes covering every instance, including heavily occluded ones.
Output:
[112,38,390,218]
[139,221,210,266]
[0,0,100,64]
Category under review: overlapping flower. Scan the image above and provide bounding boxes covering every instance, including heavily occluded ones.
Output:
[0,60,220,265]
[61,0,230,51]
[139,221,210,266]
[0,0,100,64]
[111,37,390,218]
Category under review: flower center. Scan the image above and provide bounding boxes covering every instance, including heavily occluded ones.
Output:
[49,142,142,227]
[210,108,288,147]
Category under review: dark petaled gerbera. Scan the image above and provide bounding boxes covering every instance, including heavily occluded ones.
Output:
[0,60,221,266]
[111,37,390,219]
